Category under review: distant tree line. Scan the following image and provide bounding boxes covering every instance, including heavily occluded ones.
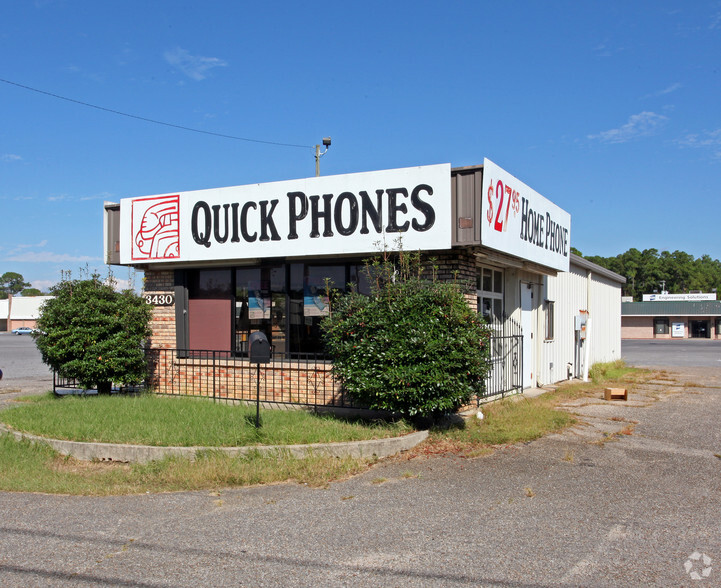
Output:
[572,248,721,301]
[0,272,44,299]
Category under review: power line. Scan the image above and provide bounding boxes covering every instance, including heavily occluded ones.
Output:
[0,77,312,149]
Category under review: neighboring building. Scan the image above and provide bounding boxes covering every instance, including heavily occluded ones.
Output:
[0,295,54,332]
[622,297,721,339]
[104,159,625,400]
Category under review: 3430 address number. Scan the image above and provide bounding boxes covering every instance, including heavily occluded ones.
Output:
[145,293,174,306]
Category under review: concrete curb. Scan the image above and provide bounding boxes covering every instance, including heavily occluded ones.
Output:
[0,423,428,464]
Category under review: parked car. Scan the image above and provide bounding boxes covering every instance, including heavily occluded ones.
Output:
[11,326,35,335]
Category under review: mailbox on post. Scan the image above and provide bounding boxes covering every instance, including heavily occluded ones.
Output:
[249,331,271,364]
[248,331,270,428]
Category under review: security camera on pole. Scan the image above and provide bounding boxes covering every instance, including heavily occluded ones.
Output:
[315,137,331,176]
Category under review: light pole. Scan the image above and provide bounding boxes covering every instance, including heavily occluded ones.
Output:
[315,137,331,176]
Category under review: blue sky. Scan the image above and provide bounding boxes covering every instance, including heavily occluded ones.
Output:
[2,1,720,292]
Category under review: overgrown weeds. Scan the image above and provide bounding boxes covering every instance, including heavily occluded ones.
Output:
[588,360,636,384]
[417,398,574,457]
[0,361,648,494]
[412,361,647,458]
[0,433,370,495]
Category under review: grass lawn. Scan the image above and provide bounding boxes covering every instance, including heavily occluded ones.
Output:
[0,361,643,495]
[0,434,371,495]
[1,393,411,446]
[419,360,646,457]
[0,393,410,495]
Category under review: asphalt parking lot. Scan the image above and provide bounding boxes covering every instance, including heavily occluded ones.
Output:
[0,332,53,395]
[623,338,721,368]
[0,337,720,586]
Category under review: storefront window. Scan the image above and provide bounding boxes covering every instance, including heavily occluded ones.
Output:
[235,266,285,355]
[545,301,555,340]
[477,267,504,325]
[187,262,369,357]
[654,318,669,335]
[189,268,232,298]
[289,265,345,355]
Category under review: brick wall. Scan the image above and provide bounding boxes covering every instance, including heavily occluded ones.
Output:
[147,350,348,407]
[421,249,478,312]
[621,316,653,339]
[144,270,176,349]
[143,249,481,406]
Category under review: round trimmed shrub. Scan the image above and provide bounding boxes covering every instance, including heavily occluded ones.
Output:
[322,265,491,419]
[34,273,152,393]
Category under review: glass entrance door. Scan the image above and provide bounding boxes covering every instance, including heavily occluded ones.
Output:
[690,320,710,339]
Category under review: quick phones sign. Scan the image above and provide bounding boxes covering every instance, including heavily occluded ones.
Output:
[481,159,571,272]
[119,164,452,265]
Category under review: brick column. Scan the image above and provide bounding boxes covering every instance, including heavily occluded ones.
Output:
[421,249,478,313]
[143,270,176,349]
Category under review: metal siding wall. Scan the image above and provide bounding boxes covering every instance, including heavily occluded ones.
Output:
[104,206,121,265]
[451,169,482,245]
[539,264,623,385]
[589,273,622,364]
[483,255,622,387]
[539,266,587,385]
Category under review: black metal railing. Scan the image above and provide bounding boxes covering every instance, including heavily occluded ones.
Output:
[144,348,361,408]
[52,372,147,395]
[480,317,523,400]
[54,331,523,407]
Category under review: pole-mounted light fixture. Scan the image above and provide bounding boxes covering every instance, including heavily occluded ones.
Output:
[315,137,331,176]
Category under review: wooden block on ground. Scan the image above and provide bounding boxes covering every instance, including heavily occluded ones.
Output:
[604,387,627,401]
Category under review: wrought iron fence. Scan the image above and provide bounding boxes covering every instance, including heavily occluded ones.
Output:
[53,372,80,394]
[480,317,523,401]
[144,348,361,408]
[55,328,523,407]
[52,372,146,395]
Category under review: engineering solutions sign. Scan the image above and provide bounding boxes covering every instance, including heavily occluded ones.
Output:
[481,159,571,272]
[119,164,452,265]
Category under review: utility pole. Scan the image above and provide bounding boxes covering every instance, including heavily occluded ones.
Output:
[315,137,331,176]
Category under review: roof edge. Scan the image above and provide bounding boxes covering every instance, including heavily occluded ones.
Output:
[570,253,626,284]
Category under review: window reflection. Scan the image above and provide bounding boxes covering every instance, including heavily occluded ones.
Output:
[187,262,379,357]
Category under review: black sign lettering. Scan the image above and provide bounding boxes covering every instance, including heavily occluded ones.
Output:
[241,201,257,242]
[519,197,568,257]
[259,200,281,242]
[410,184,435,231]
[191,201,212,248]
[334,192,359,236]
[187,182,440,249]
[231,203,240,243]
[309,194,334,238]
[212,204,230,244]
[287,191,308,240]
[359,190,383,235]
[385,187,410,233]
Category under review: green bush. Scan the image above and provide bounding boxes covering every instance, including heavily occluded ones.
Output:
[34,271,152,393]
[322,253,491,419]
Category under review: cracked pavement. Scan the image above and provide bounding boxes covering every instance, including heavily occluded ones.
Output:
[0,363,719,586]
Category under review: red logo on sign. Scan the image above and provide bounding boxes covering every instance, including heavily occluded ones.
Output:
[131,195,180,260]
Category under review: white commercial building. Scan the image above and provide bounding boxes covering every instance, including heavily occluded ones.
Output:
[104,159,625,401]
[0,295,54,332]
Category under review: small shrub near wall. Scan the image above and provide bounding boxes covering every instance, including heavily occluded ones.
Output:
[322,251,491,420]
[35,271,152,394]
